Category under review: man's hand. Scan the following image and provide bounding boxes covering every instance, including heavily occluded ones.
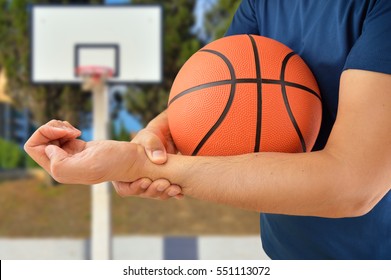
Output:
[24,120,144,185]
[25,120,183,200]
[112,179,182,200]
[24,120,82,174]
[112,111,184,200]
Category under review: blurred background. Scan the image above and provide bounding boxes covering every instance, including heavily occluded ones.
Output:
[0,0,267,259]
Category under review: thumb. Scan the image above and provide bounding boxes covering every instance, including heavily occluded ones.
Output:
[148,147,167,164]
[45,145,68,163]
[138,132,167,164]
[146,144,167,165]
[45,145,71,182]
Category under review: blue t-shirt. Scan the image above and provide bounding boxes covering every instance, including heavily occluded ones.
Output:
[226,0,391,259]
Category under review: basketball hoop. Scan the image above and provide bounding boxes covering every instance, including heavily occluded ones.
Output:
[76,65,114,91]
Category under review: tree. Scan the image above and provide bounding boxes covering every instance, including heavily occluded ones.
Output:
[125,0,201,126]
[0,0,203,129]
[0,0,102,129]
[0,137,24,169]
[204,0,241,41]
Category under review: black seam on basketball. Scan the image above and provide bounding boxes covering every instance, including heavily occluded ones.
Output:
[248,35,262,153]
[262,79,321,101]
[191,49,237,156]
[168,78,320,107]
[280,52,307,152]
[168,80,232,106]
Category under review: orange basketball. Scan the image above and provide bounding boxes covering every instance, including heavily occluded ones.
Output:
[167,35,322,156]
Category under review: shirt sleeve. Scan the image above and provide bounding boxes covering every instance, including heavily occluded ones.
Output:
[344,0,391,74]
[225,0,260,36]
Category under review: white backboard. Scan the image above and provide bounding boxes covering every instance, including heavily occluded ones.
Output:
[31,5,162,84]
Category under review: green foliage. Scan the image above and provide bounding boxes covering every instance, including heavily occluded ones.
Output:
[0,138,25,169]
[0,137,39,169]
[0,0,206,129]
[110,121,131,142]
[25,153,40,168]
[125,0,201,126]
[204,0,241,40]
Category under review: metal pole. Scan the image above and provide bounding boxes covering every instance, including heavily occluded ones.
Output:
[91,84,112,260]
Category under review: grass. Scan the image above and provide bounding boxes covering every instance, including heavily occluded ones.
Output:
[0,176,260,237]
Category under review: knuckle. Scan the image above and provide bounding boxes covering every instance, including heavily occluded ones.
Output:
[23,143,31,153]
[134,129,160,147]
[131,128,149,142]
[47,119,61,127]
[144,136,159,149]
[47,120,58,125]
[113,182,131,197]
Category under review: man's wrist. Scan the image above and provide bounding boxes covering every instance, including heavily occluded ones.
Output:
[117,141,148,181]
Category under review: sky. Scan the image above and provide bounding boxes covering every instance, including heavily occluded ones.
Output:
[105,0,129,4]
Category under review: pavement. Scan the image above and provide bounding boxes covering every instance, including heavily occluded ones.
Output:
[0,235,270,260]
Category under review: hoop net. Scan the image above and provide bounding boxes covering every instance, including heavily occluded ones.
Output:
[76,66,114,91]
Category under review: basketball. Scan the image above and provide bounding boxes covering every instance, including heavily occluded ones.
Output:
[167,34,322,156]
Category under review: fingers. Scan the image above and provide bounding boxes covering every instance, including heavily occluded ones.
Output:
[24,120,81,172]
[44,120,81,135]
[44,144,92,184]
[131,129,168,164]
[24,120,82,176]
[113,178,183,200]
[43,143,98,185]
[45,145,70,181]
[146,179,182,200]
[25,120,81,150]
[113,178,153,197]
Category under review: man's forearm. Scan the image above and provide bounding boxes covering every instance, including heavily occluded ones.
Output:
[152,150,356,218]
